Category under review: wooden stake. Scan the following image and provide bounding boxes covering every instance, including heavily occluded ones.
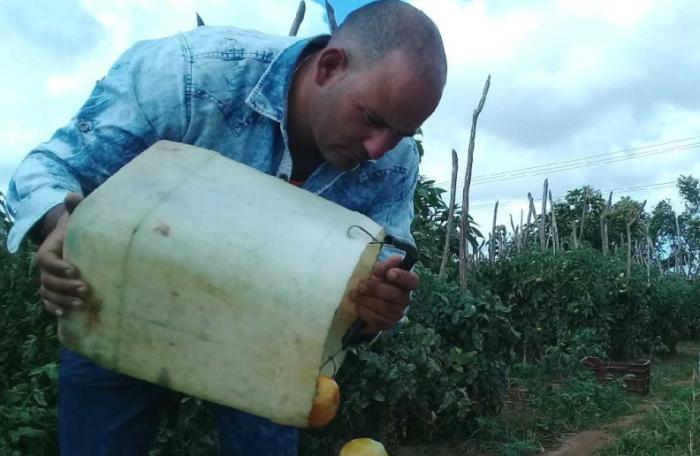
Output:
[325,0,338,33]
[571,220,579,249]
[579,189,588,243]
[601,191,613,256]
[510,213,519,252]
[540,179,548,251]
[626,201,646,280]
[655,239,664,275]
[489,201,499,261]
[674,215,683,277]
[289,1,306,36]
[439,149,458,279]
[526,193,534,226]
[645,222,652,284]
[519,209,524,250]
[459,75,491,289]
[548,190,559,253]
[527,192,536,248]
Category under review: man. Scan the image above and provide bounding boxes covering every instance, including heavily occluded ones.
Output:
[6,0,447,454]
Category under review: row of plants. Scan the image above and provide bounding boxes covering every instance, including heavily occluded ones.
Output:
[0,216,60,454]
[1,172,699,454]
[300,251,700,454]
[300,175,700,453]
[599,342,700,456]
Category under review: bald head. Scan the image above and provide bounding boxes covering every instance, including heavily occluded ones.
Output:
[290,1,446,171]
[328,0,447,89]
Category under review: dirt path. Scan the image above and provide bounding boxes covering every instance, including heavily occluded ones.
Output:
[398,343,699,456]
[542,430,616,456]
[396,410,649,456]
[395,445,469,456]
[541,408,649,456]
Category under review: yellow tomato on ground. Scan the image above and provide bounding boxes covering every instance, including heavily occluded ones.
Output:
[308,374,340,427]
[339,438,389,456]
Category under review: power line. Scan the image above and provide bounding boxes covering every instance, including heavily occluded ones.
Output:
[437,136,697,186]
[470,180,678,210]
[451,142,699,188]
[466,137,695,182]
[469,143,699,187]
[435,136,699,188]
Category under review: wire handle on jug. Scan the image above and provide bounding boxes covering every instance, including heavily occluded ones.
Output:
[342,225,419,349]
[319,351,339,377]
[346,224,384,245]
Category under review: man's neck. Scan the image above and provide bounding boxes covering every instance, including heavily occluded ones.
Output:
[287,52,324,182]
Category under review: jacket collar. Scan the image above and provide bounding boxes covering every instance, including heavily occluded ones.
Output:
[245,34,331,124]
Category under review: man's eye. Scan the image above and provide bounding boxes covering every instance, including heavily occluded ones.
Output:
[363,111,380,127]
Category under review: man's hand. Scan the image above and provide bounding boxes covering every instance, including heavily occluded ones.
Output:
[348,255,420,335]
[36,192,88,317]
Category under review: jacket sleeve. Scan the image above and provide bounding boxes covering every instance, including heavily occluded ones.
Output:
[363,138,420,340]
[366,138,420,262]
[6,34,188,253]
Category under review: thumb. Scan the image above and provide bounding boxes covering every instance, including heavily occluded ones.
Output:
[64,192,84,214]
[373,255,404,279]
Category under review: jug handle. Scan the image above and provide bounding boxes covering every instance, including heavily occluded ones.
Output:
[341,235,418,349]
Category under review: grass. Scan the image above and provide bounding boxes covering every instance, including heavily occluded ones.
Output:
[598,341,700,456]
[459,362,641,455]
[458,343,700,456]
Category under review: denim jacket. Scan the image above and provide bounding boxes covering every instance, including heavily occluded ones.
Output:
[6,26,419,255]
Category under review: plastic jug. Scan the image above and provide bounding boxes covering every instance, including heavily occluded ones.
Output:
[59,140,386,427]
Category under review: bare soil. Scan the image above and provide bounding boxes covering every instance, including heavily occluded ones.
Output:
[396,409,650,456]
[541,430,616,456]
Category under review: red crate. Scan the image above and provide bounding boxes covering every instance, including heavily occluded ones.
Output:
[581,356,651,395]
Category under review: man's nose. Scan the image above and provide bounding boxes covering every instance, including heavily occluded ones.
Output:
[364,130,401,160]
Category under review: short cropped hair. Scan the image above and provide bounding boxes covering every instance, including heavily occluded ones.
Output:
[330,0,447,88]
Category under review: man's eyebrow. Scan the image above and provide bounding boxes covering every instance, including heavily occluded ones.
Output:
[394,122,417,137]
[370,110,416,137]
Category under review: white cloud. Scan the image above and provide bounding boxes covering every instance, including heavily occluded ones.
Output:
[2,0,699,233]
[556,0,654,28]
[0,122,35,150]
[45,73,93,97]
[1,0,329,191]
[408,0,699,229]
[414,0,540,63]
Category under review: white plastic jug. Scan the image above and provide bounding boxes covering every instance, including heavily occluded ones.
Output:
[59,140,386,427]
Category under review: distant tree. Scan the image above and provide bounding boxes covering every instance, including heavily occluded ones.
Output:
[677,175,700,275]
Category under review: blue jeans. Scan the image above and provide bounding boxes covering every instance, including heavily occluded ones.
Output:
[58,348,298,455]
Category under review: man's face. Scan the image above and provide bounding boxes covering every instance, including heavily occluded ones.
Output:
[309,50,443,170]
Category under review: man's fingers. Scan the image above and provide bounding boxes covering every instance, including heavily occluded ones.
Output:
[355,303,397,332]
[37,248,79,278]
[356,279,408,307]
[373,256,420,291]
[372,256,404,278]
[43,299,66,318]
[41,271,88,298]
[64,192,84,214]
[352,294,406,323]
[36,224,80,279]
[40,285,82,312]
[384,268,420,291]
[34,195,85,318]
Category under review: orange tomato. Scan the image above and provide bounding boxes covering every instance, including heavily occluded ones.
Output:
[308,374,340,427]
[339,438,389,456]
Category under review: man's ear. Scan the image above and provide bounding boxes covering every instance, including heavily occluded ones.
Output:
[314,48,348,86]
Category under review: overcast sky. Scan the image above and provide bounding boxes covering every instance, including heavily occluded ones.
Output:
[1,0,698,231]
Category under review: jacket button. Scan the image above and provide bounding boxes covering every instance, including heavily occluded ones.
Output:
[78,119,92,132]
